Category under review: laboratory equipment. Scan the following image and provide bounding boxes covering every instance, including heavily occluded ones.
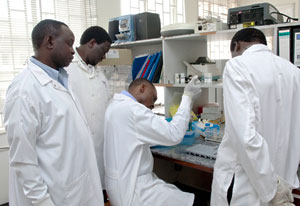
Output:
[191,120,221,142]
[135,12,161,40]
[204,123,220,141]
[185,144,218,160]
[204,73,212,83]
[183,59,221,82]
[195,16,227,33]
[160,23,195,37]
[180,73,185,84]
[228,3,283,29]
[175,73,180,84]
[109,12,161,43]
[109,14,136,42]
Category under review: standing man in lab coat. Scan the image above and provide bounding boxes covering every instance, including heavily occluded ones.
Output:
[66,26,111,201]
[104,77,202,206]
[4,19,104,206]
[211,28,300,206]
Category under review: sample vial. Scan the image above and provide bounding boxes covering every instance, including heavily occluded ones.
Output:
[205,123,212,140]
[175,73,180,84]
[212,125,218,139]
[180,73,185,84]
[204,73,212,84]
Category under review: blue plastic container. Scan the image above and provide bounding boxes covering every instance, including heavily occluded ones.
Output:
[180,131,195,145]
[165,117,172,122]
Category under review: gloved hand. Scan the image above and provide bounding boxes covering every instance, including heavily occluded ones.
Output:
[270,176,294,206]
[183,76,202,99]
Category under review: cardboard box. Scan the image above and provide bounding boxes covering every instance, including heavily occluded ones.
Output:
[98,49,132,66]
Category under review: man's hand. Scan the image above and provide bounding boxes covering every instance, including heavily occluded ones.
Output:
[270,176,294,206]
[183,76,202,99]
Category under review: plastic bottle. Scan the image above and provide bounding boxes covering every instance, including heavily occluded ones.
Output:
[212,125,218,139]
[205,123,212,139]
[175,73,180,84]
[180,73,185,84]
[204,73,212,83]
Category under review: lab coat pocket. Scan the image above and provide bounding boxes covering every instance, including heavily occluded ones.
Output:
[64,170,94,205]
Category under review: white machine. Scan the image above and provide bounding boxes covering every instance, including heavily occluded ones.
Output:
[194,16,227,33]
[161,23,195,37]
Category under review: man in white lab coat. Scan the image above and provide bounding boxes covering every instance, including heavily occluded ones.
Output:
[104,77,202,206]
[66,26,111,201]
[4,19,104,206]
[211,28,300,206]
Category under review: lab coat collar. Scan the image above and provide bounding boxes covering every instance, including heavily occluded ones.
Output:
[30,56,59,81]
[73,48,96,79]
[242,44,271,56]
[120,90,137,102]
[114,93,137,102]
[27,60,68,91]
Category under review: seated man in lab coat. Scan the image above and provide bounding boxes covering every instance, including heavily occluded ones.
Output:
[66,26,112,202]
[104,77,202,206]
[4,19,104,205]
[211,28,300,206]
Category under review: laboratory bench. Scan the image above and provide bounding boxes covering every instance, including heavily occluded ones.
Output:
[151,137,300,204]
[151,137,216,174]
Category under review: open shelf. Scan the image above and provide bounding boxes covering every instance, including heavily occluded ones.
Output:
[111,38,162,48]
[163,31,216,41]
[154,82,223,88]
[111,22,300,49]
[154,83,173,87]
[110,22,296,50]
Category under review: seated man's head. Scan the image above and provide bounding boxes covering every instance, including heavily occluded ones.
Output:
[230,28,267,58]
[31,19,75,69]
[128,78,157,110]
[78,26,112,66]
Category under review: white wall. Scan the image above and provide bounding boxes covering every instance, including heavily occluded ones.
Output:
[96,0,121,31]
[185,0,199,23]
[238,0,299,19]
[0,132,9,204]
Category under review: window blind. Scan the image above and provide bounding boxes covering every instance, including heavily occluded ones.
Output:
[0,0,98,129]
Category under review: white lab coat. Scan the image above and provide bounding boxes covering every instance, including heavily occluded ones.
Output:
[67,50,110,188]
[211,44,300,206]
[4,60,104,206]
[104,93,195,206]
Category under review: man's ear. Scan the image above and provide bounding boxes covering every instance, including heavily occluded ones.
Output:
[45,35,55,49]
[88,38,97,48]
[234,41,241,53]
[140,84,146,93]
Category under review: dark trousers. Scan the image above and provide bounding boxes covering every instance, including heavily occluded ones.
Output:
[103,190,109,203]
[227,176,235,205]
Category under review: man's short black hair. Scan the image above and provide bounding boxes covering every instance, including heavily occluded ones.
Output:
[31,19,68,50]
[80,26,112,45]
[230,28,267,52]
[128,78,155,90]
